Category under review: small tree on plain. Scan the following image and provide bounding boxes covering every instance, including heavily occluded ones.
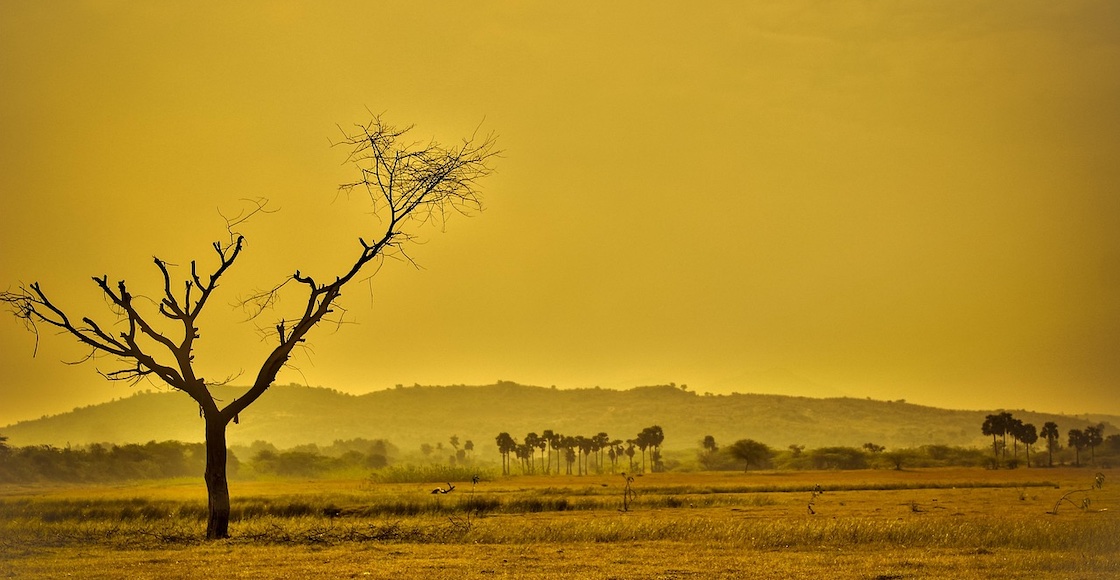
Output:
[700,435,718,469]
[728,439,772,471]
[1,115,497,539]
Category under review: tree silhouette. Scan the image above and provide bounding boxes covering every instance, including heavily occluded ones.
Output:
[515,442,534,474]
[566,435,580,475]
[862,443,885,454]
[1003,412,1021,461]
[495,432,516,476]
[728,439,772,471]
[524,432,541,474]
[1085,424,1104,466]
[564,442,577,475]
[1007,417,1026,461]
[1040,421,1060,467]
[609,439,624,473]
[577,436,593,475]
[1068,429,1087,467]
[634,426,664,473]
[541,429,556,475]
[646,426,665,471]
[702,435,719,460]
[593,432,610,473]
[0,115,497,539]
[634,435,649,473]
[981,412,1013,467]
[1018,423,1037,468]
[534,434,549,473]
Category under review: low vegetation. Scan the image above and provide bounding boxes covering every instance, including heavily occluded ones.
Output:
[1,468,1116,578]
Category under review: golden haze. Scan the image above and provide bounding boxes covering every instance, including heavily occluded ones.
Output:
[1,2,1118,424]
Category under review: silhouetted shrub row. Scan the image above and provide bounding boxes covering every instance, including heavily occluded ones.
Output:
[0,437,400,482]
[238,438,396,478]
[0,440,236,483]
[696,443,992,471]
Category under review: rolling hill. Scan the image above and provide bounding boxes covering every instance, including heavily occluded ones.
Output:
[2,382,1115,455]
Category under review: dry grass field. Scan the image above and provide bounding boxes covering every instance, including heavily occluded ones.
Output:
[1,467,1117,579]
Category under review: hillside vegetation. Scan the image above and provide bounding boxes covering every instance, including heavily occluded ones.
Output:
[3,382,1115,454]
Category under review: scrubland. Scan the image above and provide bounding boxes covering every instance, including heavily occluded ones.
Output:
[1,467,1116,579]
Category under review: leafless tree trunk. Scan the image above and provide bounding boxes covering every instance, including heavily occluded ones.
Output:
[2,115,497,539]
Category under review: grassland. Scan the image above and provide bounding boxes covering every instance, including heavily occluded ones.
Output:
[1,467,1117,579]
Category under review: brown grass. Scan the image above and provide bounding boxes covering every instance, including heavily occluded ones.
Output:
[1,467,1116,579]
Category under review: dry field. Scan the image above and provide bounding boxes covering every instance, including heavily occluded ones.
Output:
[1,467,1117,579]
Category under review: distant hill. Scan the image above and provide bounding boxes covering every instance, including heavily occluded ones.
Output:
[3,382,1116,455]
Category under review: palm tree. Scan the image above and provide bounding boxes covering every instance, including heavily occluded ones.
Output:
[1019,423,1038,468]
[564,444,577,475]
[1068,429,1087,467]
[637,433,651,473]
[1085,424,1104,466]
[523,433,540,474]
[549,432,564,475]
[515,443,534,474]
[609,439,624,473]
[593,432,610,473]
[633,426,665,473]
[562,436,577,475]
[646,426,665,471]
[572,436,588,475]
[577,436,593,475]
[1007,417,1024,461]
[495,432,516,475]
[981,413,1011,466]
[541,429,556,475]
[1040,422,1059,467]
[728,439,772,471]
[997,412,1015,460]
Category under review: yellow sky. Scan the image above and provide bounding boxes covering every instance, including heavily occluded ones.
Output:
[2,1,1119,425]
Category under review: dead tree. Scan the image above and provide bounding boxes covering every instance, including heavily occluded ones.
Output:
[0,115,497,539]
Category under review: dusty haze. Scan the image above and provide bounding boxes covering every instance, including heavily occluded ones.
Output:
[1,2,1118,425]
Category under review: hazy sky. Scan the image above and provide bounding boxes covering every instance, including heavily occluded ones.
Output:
[2,1,1118,426]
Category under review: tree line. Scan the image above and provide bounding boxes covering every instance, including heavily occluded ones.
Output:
[417,435,476,467]
[0,436,397,483]
[981,412,1112,468]
[0,438,223,483]
[494,426,665,476]
[700,437,1003,471]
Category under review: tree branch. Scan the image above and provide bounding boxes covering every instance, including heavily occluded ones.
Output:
[223,115,497,422]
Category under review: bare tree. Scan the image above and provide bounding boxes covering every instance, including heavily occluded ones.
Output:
[1,115,497,539]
